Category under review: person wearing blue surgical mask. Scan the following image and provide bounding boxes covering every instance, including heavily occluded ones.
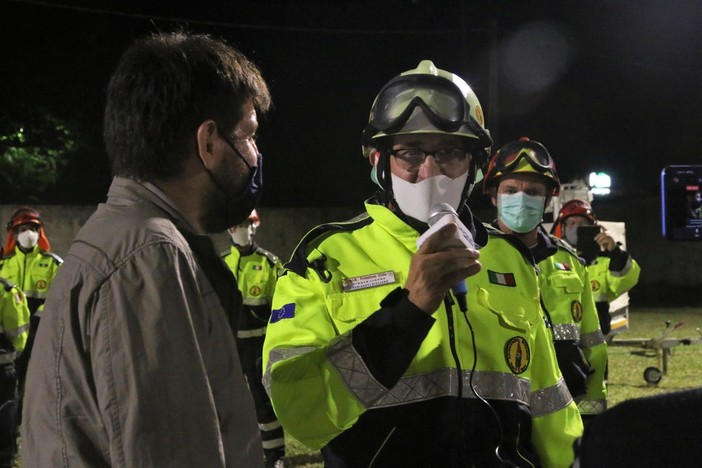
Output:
[484,137,608,423]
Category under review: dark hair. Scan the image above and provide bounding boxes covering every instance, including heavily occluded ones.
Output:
[103,31,271,180]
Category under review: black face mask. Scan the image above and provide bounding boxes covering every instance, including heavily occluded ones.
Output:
[204,129,263,230]
[226,153,263,227]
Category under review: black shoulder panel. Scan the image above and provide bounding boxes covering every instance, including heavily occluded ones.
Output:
[285,212,373,279]
[40,250,63,265]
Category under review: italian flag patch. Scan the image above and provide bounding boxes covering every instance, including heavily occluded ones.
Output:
[488,270,516,287]
[554,262,571,271]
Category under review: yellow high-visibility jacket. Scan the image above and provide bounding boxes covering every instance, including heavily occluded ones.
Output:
[263,201,583,467]
[534,228,607,416]
[0,277,30,356]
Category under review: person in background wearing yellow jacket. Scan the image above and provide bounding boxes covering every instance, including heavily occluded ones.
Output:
[0,278,30,467]
[483,138,607,421]
[1,207,62,427]
[551,199,641,338]
[263,60,582,467]
[223,209,285,468]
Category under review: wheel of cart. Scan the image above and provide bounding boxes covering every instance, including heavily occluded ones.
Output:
[643,366,663,384]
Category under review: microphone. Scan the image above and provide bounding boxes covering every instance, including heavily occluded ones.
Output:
[416,203,477,312]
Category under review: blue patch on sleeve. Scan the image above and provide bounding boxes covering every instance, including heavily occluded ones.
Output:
[270,303,296,323]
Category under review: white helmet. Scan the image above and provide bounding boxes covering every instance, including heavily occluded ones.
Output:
[361,60,492,162]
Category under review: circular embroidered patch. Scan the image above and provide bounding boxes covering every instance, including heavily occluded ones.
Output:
[36,280,47,290]
[504,336,530,374]
[591,279,601,292]
[249,285,262,296]
[571,300,583,322]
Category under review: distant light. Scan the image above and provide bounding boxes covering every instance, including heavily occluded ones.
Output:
[589,171,611,195]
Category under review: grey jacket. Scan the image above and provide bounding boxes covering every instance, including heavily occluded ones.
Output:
[22,177,263,467]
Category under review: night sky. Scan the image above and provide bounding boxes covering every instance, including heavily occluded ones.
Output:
[3,0,702,208]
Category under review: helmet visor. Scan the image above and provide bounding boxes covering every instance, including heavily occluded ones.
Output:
[492,146,556,175]
[371,75,469,134]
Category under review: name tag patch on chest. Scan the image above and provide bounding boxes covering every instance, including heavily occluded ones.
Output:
[341,271,396,292]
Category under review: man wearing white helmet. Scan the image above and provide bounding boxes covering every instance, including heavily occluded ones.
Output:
[263,61,582,467]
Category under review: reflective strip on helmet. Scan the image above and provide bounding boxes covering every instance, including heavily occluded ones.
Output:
[576,398,607,415]
[552,323,580,341]
[579,328,606,348]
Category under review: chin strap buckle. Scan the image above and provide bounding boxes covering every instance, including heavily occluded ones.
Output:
[310,254,332,283]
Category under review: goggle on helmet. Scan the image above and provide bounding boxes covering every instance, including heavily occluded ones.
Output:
[551,199,597,238]
[482,137,561,196]
[361,60,492,164]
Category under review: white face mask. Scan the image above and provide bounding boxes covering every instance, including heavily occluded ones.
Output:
[17,230,39,250]
[229,225,253,247]
[391,170,469,223]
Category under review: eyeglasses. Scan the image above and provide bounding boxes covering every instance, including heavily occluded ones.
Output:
[390,146,469,172]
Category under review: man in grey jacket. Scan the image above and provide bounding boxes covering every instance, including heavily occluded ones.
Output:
[21,31,272,467]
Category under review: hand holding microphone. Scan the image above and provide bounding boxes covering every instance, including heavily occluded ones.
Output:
[407,203,481,314]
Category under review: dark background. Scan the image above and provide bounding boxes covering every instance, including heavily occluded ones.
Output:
[2,0,702,208]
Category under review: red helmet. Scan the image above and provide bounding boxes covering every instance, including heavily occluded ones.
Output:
[7,207,42,231]
[482,137,560,196]
[552,199,597,238]
[248,209,260,229]
[4,206,51,253]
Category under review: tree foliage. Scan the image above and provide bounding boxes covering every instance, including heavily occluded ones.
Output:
[0,110,77,200]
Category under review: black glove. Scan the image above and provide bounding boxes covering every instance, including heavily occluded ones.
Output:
[553,339,590,398]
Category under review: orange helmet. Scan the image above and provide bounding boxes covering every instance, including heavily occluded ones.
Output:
[482,137,560,196]
[551,199,597,238]
[4,207,51,253]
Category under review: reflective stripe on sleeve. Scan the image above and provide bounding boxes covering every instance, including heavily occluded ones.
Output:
[237,327,267,339]
[609,256,633,277]
[4,323,29,339]
[242,297,271,306]
[327,334,388,406]
[263,345,318,394]
[579,329,606,347]
[24,290,48,299]
[529,378,574,417]
[552,323,580,341]
[266,338,574,416]
[577,398,607,415]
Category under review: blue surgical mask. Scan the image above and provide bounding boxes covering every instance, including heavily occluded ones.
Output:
[498,192,546,233]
